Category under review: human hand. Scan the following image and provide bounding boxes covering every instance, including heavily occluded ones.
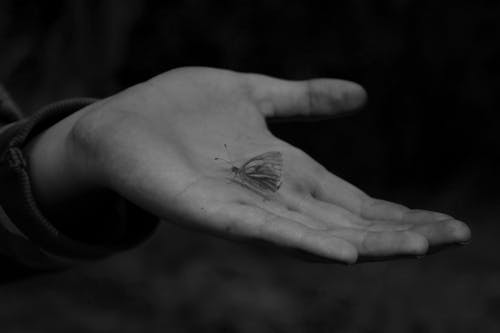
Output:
[33,67,471,263]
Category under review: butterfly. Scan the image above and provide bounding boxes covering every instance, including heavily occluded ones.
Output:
[215,145,283,195]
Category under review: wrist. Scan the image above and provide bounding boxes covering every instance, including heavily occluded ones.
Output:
[23,106,103,212]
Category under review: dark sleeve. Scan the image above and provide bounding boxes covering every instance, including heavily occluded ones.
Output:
[0,85,160,283]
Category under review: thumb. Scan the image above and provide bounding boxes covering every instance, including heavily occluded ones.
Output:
[245,73,367,118]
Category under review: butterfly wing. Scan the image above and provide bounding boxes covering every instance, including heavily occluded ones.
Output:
[237,151,283,193]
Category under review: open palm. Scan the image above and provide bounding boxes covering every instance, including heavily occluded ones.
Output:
[72,67,470,263]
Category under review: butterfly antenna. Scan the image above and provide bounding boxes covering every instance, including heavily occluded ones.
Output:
[224,144,233,161]
[214,145,235,166]
[214,156,232,164]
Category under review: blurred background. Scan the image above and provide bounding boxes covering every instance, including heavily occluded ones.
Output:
[0,0,499,332]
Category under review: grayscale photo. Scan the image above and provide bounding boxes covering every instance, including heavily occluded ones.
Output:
[0,1,493,332]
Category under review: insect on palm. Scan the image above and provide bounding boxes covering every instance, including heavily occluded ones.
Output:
[215,144,283,196]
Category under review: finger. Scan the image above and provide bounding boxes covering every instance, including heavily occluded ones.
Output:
[360,198,411,221]
[315,176,459,227]
[219,202,424,258]
[409,219,471,246]
[359,198,448,222]
[360,201,471,243]
[312,185,471,246]
[218,203,358,263]
[330,228,429,257]
[245,73,367,118]
[293,195,413,232]
[307,194,471,246]
[312,169,370,216]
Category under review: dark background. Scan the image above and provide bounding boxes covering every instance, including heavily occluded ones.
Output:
[0,0,499,332]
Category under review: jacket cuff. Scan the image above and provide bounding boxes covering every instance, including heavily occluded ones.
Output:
[0,99,159,262]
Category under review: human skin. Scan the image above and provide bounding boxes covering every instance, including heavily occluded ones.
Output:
[23,67,471,263]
